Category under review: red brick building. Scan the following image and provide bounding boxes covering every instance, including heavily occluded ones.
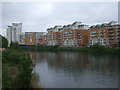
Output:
[61,29,88,47]
[39,33,47,46]
[25,32,36,46]
[88,22,120,47]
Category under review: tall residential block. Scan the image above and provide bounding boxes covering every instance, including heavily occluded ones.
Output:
[6,26,12,44]
[6,23,22,44]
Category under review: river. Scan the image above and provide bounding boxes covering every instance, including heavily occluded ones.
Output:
[29,52,118,88]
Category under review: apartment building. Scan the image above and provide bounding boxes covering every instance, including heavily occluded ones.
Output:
[6,25,12,45]
[62,21,89,30]
[46,22,89,47]
[61,29,88,47]
[25,32,36,46]
[47,25,62,46]
[6,23,22,44]
[47,32,59,46]
[39,33,47,46]
[89,21,120,47]
[19,32,25,45]
[25,32,46,46]
[12,23,22,43]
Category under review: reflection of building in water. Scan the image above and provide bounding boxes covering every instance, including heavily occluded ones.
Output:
[28,52,118,75]
[39,52,48,61]
[28,52,36,61]
[37,52,118,74]
[42,52,91,72]
[90,54,118,72]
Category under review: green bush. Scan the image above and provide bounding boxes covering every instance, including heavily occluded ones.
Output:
[10,41,19,49]
[0,35,8,48]
[2,49,32,88]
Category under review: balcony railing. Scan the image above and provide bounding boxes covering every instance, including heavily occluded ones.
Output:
[116,33,120,35]
[109,37,114,39]
[116,29,120,32]
[117,36,120,38]
[109,30,114,33]
[109,34,114,36]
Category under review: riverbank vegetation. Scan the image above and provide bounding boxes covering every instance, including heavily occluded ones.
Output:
[1,35,33,88]
[2,49,33,88]
[19,44,120,55]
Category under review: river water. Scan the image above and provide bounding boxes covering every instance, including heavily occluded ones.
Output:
[29,52,118,88]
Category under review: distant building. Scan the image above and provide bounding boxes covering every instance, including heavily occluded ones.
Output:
[6,23,22,44]
[61,29,88,47]
[19,32,25,45]
[39,32,47,46]
[6,26,12,45]
[47,32,60,46]
[25,32,36,46]
[25,32,46,46]
[47,25,62,32]
[47,25,63,46]
[46,21,89,47]
[89,21,120,47]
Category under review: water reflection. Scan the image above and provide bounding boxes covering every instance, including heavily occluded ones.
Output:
[28,52,118,88]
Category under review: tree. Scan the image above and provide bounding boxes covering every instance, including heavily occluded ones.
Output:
[0,35,8,48]
[10,41,19,49]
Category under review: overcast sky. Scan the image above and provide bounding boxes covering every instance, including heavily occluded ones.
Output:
[1,2,118,36]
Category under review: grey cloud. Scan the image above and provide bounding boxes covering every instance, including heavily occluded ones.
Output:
[1,2,118,36]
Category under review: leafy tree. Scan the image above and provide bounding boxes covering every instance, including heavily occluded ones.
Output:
[0,35,8,48]
[10,41,19,49]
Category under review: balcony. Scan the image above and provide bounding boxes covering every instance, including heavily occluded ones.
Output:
[116,36,120,38]
[109,30,114,33]
[109,34,114,36]
[91,31,97,34]
[109,37,114,39]
[116,33,120,35]
[109,40,113,43]
[92,35,97,37]
[99,34,103,36]
[116,29,120,32]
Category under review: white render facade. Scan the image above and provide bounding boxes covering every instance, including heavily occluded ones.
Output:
[91,38,109,46]
[47,25,62,32]
[47,21,89,33]
[19,32,25,45]
[6,26,12,45]
[47,41,58,46]
[12,23,22,43]
[6,23,22,44]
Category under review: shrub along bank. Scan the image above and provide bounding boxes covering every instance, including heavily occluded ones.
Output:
[1,35,35,88]
[2,49,33,88]
[19,44,120,55]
